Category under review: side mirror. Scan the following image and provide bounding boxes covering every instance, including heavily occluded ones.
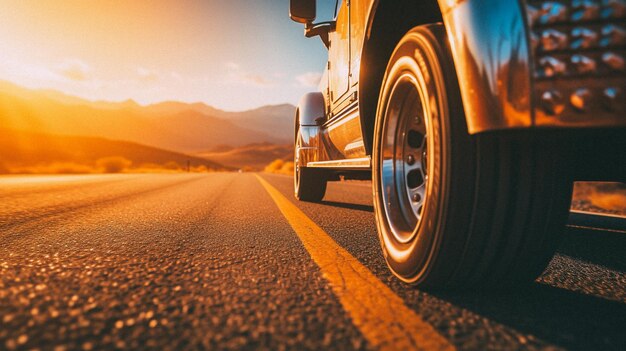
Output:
[290,0,316,24]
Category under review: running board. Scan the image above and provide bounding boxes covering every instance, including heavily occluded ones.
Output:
[307,157,371,170]
[568,210,626,232]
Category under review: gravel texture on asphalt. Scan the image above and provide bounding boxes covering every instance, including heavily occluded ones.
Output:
[0,174,366,350]
[1,173,625,350]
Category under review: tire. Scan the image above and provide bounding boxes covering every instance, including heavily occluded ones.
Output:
[372,24,573,289]
[294,126,327,202]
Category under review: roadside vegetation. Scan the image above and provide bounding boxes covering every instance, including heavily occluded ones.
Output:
[572,182,626,215]
[264,159,294,175]
[0,128,228,175]
[1,158,216,175]
[198,143,293,170]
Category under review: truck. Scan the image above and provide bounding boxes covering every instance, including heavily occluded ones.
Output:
[289,0,625,288]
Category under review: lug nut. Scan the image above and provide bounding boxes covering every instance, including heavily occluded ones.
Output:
[570,88,592,111]
[600,24,626,47]
[539,56,567,77]
[602,52,625,71]
[571,55,597,74]
[571,0,600,21]
[407,155,415,165]
[602,87,624,112]
[412,194,421,203]
[571,27,599,49]
[540,29,568,51]
[539,2,568,24]
[540,90,566,115]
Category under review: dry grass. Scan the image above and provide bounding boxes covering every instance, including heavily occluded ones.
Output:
[264,159,294,175]
[96,156,132,173]
[10,162,97,175]
[198,143,293,170]
[2,160,215,175]
[572,182,626,215]
[0,128,229,175]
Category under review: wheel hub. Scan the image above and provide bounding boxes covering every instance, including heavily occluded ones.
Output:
[380,75,429,243]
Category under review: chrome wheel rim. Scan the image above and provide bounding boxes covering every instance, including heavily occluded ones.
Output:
[380,74,428,244]
[294,133,301,193]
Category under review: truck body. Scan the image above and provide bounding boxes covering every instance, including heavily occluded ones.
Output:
[290,0,625,287]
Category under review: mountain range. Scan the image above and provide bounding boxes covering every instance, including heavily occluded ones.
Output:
[0,80,295,153]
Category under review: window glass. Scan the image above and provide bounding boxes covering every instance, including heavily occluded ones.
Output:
[335,0,344,18]
[316,0,340,22]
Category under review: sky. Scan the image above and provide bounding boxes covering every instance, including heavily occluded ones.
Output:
[0,0,338,111]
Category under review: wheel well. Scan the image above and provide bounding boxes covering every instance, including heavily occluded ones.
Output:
[294,108,299,140]
[360,0,443,155]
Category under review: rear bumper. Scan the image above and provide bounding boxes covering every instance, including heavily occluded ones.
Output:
[440,0,626,134]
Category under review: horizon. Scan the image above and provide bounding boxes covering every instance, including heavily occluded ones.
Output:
[0,79,296,113]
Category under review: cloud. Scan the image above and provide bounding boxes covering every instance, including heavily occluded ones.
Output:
[241,73,273,86]
[225,61,274,87]
[137,67,159,83]
[0,60,61,82]
[296,72,322,88]
[58,59,92,82]
[225,62,240,70]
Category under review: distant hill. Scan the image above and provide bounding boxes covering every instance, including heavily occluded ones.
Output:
[0,80,294,152]
[197,143,293,170]
[143,101,226,118]
[222,104,295,141]
[143,101,295,141]
[0,128,228,174]
[0,80,141,110]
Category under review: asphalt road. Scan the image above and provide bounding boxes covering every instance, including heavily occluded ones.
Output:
[0,173,624,350]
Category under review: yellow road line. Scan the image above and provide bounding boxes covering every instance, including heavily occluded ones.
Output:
[255,174,455,351]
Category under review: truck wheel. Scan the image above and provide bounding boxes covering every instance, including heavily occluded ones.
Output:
[372,24,573,288]
[294,127,327,202]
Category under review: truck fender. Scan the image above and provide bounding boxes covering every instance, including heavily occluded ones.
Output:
[438,0,532,133]
[296,92,326,126]
[295,92,326,166]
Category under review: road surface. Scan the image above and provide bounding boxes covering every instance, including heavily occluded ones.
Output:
[0,173,624,350]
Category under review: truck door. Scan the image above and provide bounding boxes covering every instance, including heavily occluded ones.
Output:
[328,0,350,113]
